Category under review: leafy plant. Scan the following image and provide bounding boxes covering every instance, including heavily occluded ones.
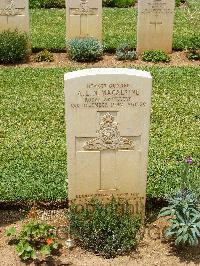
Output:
[29,0,42,8]
[67,38,103,62]
[6,220,59,261]
[34,50,54,62]
[116,43,137,61]
[176,0,186,7]
[42,0,65,8]
[142,50,170,63]
[103,0,136,7]
[68,197,141,258]
[159,157,200,246]
[186,50,200,60]
[0,30,29,64]
[29,0,65,8]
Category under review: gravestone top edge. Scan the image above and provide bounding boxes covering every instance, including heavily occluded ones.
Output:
[64,68,152,80]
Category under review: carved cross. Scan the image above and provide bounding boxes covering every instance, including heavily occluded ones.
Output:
[150,21,163,29]
[70,0,98,37]
[82,113,135,192]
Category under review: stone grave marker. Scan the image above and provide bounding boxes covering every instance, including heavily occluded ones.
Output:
[64,68,152,214]
[66,0,102,40]
[0,0,29,33]
[137,0,175,54]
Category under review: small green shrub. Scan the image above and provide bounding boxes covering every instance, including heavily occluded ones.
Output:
[159,157,200,246]
[29,0,65,8]
[159,189,200,246]
[69,197,141,258]
[67,38,103,62]
[187,50,200,61]
[103,0,135,7]
[6,220,59,261]
[176,0,186,7]
[142,50,170,63]
[34,49,54,62]
[29,0,42,8]
[116,43,137,61]
[42,0,65,8]
[0,30,29,64]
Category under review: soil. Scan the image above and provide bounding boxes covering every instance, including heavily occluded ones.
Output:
[0,208,200,266]
[1,50,199,265]
[0,51,199,69]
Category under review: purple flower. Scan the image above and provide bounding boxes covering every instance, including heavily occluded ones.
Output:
[185,156,193,165]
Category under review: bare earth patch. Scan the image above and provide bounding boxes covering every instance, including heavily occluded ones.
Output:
[0,208,199,266]
[0,52,199,69]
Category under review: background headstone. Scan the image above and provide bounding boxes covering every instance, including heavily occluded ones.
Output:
[0,0,29,33]
[137,0,175,54]
[66,0,102,40]
[64,68,152,214]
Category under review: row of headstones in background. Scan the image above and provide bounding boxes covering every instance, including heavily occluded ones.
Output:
[64,68,152,214]
[66,0,175,54]
[0,0,29,33]
[0,0,175,54]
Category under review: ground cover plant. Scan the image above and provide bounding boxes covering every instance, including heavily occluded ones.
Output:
[187,50,200,61]
[6,220,59,261]
[67,38,103,62]
[159,157,200,246]
[34,49,54,62]
[142,50,170,63]
[29,0,65,8]
[103,0,136,8]
[0,30,29,64]
[69,197,141,258]
[116,43,137,61]
[30,0,200,52]
[0,67,199,201]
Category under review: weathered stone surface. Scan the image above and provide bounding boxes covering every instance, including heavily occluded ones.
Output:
[0,0,29,33]
[137,0,175,54]
[64,68,152,213]
[66,0,102,40]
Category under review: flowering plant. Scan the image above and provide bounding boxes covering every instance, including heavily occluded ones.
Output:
[159,157,200,246]
[6,220,59,261]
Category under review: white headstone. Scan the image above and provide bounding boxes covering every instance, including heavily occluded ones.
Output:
[137,0,175,54]
[66,0,102,40]
[64,68,152,214]
[0,0,29,33]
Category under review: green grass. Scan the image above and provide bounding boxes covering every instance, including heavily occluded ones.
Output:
[31,3,200,52]
[0,67,199,201]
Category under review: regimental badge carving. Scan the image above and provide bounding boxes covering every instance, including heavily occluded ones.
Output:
[0,0,25,16]
[83,113,134,151]
[71,0,97,15]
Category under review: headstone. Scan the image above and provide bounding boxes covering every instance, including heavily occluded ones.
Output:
[0,0,29,33]
[66,0,102,40]
[137,0,175,54]
[64,68,152,214]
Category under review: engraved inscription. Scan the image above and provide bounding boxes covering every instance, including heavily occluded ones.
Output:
[141,0,173,15]
[83,113,134,150]
[69,192,145,214]
[71,83,147,109]
[0,0,25,16]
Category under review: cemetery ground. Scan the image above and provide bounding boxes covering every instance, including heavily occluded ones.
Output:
[1,2,200,265]
[1,67,199,265]
[0,204,200,265]
[30,6,200,52]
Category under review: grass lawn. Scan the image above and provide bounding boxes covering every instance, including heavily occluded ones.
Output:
[30,2,200,52]
[1,67,199,201]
